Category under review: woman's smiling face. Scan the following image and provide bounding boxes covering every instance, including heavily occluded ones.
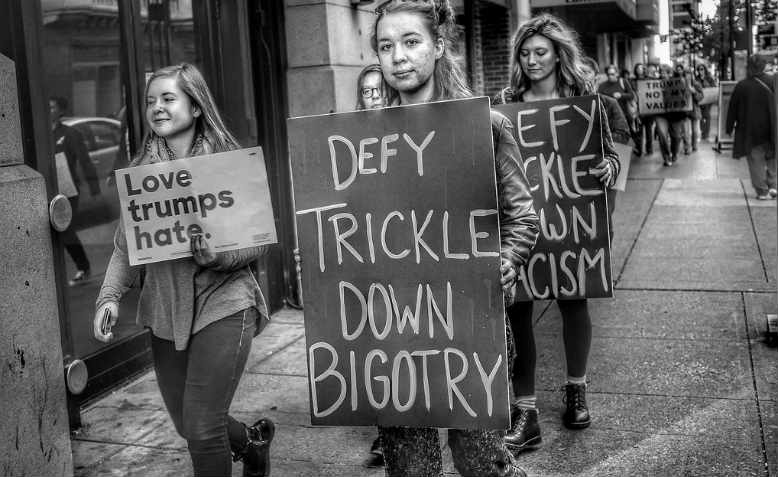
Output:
[145,76,199,139]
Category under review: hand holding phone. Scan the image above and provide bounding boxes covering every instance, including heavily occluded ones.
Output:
[93,302,118,343]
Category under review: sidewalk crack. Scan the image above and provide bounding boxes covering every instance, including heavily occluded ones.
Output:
[740,179,770,282]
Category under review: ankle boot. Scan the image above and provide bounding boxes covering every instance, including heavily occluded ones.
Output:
[505,403,541,453]
[563,383,590,429]
[234,418,275,477]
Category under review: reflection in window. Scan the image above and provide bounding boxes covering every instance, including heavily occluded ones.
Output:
[41,0,142,358]
[142,0,197,73]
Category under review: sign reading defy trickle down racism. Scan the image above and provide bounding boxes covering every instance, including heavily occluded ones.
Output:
[288,97,510,429]
[495,95,613,300]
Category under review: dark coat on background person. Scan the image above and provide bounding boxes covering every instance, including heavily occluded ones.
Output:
[599,94,631,145]
[726,73,776,159]
[53,121,101,196]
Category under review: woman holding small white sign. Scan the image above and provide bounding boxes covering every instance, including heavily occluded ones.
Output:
[495,13,621,455]
[369,1,539,476]
[93,63,274,477]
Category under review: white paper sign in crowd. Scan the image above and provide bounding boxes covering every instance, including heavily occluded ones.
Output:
[115,147,277,265]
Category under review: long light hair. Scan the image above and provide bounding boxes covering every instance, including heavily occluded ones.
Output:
[371,0,471,102]
[142,63,239,154]
[509,13,591,98]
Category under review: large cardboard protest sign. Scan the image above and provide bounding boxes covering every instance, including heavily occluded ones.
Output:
[635,78,693,115]
[494,96,613,300]
[288,97,510,429]
[115,147,277,265]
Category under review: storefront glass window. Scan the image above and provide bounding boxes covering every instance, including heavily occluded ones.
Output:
[41,0,142,357]
[141,0,198,75]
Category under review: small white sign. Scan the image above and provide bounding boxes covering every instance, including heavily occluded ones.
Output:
[116,146,277,265]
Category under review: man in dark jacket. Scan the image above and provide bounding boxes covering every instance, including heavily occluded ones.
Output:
[726,55,776,200]
[50,96,101,285]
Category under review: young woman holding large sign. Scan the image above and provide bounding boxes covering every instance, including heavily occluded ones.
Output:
[495,13,621,454]
[93,63,274,477]
[370,1,538,475]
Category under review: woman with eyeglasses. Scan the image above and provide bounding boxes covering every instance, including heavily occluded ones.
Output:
[371,0,538,475]
[355,64,394,110]
[494,13,620,455]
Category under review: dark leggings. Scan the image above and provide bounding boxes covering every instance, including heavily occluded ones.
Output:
[151,308,256,477]
[62,197,90,271]
[507,299,592,397]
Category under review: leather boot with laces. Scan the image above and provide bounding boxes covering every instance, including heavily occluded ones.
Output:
[505,404,542,453]
[563,383,590,429]
[233,417,275,477]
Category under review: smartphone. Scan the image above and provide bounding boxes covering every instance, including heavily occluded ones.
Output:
[100,307,113,336]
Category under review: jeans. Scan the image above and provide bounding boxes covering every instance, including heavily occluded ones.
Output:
[152,308,257,477]
[746,143,777,196]
[378,426,522,477]
[699,105,711,139]
[654,116,685,161]
[637,116,654,154]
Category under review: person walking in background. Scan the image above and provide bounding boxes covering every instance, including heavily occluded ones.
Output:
[726,54,776,200]
[632,63,654,157]
[49,96,101,286]
[597,64,639,156]
[93,63,275,477]
[495,13,620,454]
[675,64,704,153]
[371,1,538,475]
[695,64,716,141]
[582,57,631,240]
[652,64,688,166]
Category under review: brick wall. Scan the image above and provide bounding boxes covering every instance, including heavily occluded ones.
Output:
[478,2,511,99]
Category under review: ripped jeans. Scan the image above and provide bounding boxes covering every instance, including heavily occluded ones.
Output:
[151,308,257,477]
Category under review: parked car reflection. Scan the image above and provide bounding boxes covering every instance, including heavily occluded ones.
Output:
[61,116,126,227]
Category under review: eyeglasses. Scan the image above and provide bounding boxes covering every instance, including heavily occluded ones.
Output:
[361,87,382,98]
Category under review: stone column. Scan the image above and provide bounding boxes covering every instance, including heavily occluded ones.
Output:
[285,0,380,117]
[0,53,73,476]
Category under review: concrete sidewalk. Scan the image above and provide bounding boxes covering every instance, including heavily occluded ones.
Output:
[72,139,778,476]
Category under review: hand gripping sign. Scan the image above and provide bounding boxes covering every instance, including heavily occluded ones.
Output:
[288,97,510,430]
[494,95,614,300]
[115,147,277,265]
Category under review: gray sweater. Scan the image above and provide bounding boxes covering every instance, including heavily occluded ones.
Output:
[97,217,269,351]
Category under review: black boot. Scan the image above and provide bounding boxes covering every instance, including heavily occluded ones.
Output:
[505,403,541,453]
[234,418,275,477]
[563,383,590,429]
[363,436,384,468]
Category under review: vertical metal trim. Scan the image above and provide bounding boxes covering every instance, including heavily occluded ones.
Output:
[119,0,146,158]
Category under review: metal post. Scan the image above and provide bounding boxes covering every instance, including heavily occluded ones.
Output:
[746,0,753,58]
[729,0,735,79]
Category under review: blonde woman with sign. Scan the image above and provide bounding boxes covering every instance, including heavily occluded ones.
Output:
[370,0,538,475]
[93,63,274,477]
[494,13,620,454]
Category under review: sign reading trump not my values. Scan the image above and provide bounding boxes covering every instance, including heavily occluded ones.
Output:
[288,97,510,430]
[636,78,693,115]
[115,147,277,266]
[494,96,613,300]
